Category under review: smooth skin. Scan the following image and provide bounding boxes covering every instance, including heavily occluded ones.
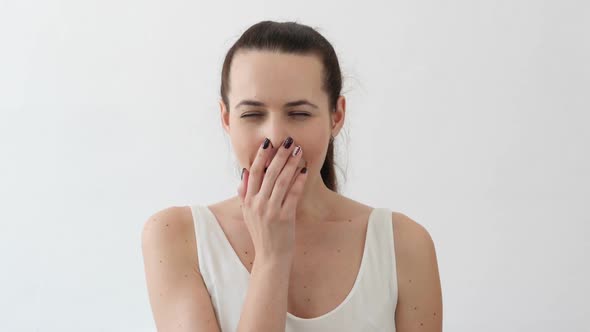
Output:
[141,49,443,331]
[235,136,308,331]
[238,137,308,264]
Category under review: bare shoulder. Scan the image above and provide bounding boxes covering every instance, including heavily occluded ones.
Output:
[391,211,443,331]
[142,205,195,242]
[141,205,199,269]
[141,205,221,331]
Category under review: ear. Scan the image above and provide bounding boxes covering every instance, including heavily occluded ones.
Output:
[331,95,346,137]
[219,99,230,135]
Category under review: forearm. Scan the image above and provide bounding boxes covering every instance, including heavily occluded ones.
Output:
[237,258,292,332]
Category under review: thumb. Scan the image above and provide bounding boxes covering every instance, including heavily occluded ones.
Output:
[237,168,249,202]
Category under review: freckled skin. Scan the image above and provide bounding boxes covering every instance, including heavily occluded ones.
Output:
[183,163,443,327]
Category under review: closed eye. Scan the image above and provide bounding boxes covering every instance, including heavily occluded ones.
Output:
[241,113,310,118]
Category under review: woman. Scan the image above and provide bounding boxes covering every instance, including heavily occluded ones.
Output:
[142,20,443,331]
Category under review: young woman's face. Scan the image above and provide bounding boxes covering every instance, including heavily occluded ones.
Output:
[221,50,342,179]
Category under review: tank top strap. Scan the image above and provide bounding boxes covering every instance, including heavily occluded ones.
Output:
[189,204,249,290]
[364,207,398,301]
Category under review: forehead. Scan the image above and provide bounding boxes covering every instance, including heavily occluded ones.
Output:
[229,50,325,108]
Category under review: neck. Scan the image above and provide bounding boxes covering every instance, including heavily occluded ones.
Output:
[294,173,338,223]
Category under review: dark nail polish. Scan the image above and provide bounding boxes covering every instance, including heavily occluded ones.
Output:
[262,138,270,149]
[241,168,245,179]
[264,167,268,173]
[283,136,293,149]
[301,167,307,174]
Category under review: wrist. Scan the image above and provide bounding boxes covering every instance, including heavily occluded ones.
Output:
[252,254,293,274]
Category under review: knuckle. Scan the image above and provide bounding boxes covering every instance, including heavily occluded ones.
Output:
[264,167,274,176]
[276,177,289,188]
[251,199,263,211]
[255,150,267,162]
[250,164,263,174]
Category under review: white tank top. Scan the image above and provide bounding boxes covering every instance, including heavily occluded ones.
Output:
[190,204,398,331]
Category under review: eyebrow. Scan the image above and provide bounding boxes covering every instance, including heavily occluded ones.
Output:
[235,99,319,110]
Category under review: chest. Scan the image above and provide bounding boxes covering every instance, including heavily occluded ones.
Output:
[217,216,369,319]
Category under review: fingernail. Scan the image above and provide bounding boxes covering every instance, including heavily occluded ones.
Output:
[264,167,268,173]
[301,167,307,174]
[283,136,293,149]
[292,145,301,156]
[262,138,270,149]
[241,168,245,179]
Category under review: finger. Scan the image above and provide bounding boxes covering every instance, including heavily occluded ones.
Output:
[286,159,307,194]
[284,167,300,201]
[245,137,274,200]
[237,168,249,202]
[264,148,279,171]
[268,143,303,206]
[258,136,296,199]
[282,166,308,211]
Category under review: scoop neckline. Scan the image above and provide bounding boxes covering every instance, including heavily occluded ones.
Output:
[202,205,379,322]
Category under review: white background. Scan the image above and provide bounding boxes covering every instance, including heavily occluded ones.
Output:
[1,0,588,331]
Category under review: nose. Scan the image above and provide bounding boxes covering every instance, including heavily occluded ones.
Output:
[265,125,291,149]
[270,137,284,149]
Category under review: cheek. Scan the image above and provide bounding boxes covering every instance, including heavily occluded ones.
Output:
[230,133,259,166]
[297,140,328,169]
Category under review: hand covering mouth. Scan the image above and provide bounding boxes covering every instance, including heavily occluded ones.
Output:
[297,158,307,168]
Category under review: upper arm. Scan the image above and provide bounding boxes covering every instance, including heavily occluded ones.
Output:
[141,206,221,332]
[393,212,443,332]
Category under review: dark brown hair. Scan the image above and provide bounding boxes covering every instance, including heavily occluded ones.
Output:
[220,20,344,192]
